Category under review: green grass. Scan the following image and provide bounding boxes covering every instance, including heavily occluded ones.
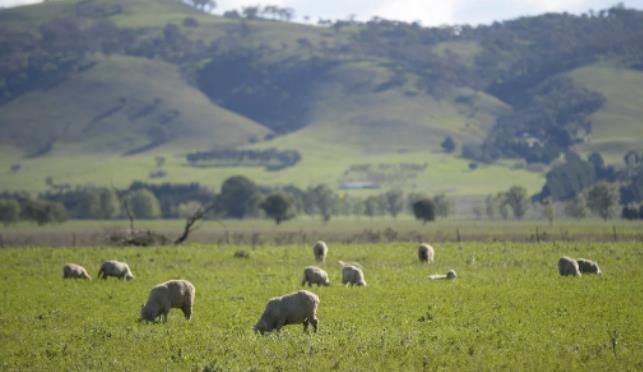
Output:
[0,241,641,370]
[569,61,643,164]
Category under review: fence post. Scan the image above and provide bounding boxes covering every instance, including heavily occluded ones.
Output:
[456,228,461,243]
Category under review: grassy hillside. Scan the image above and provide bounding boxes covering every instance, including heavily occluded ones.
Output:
[570,62,643,164]
[0,54,270,155]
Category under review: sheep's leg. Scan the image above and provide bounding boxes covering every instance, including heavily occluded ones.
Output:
[182,304,192,320]
[310,317,318,333]
[303,320,309,333]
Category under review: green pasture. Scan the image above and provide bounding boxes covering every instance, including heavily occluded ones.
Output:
[0,242,641,370]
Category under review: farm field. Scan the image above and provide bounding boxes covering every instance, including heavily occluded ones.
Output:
[0,241,641,370]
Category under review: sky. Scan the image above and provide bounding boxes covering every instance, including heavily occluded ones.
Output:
[2,0,643,26]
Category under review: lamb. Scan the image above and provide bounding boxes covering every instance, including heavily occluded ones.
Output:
[97,260,134,280]
[428,269,457,280]
[339,261,367,286]
[312,240,328,263]
[558,256,581,277]
[253,290,320,334]
[418,243,435,263]
[576,258,602,275]
[302,266,330,287]
[140,279,195,322]
[63,263,92,280]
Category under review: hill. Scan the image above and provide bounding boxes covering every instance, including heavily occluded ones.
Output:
[0,0,642,197]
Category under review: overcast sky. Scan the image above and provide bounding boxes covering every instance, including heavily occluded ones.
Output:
[2,0,643,25]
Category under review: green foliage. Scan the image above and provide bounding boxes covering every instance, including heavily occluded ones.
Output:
[433,193,453,218]
[219,176,261,219]
[20,199,68,225]
[564,194,590,220]
[541,152,597,201]
[0,242,641,370]
[76,188,120,219]
[503,185,530,220]
[260,193,296,225]
[383,190,404,218]
[0,198,20,226]
[124,189,161,219]
[586,182,620,220]
[308,184,338,223]
[412,198,435,224]
[441,136,456,153]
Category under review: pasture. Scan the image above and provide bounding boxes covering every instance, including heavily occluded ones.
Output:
[0,241,641,370]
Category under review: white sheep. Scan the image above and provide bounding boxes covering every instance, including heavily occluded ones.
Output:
[63,263,92,280]
[301,266,330,287]
[558,256,581,277]
[140,279,195,322]
[418,243,435,263]
[312,240,328,263]
[253,290,320,334]
[97,260,134,280]
[576,258,602,275]
[428,269,457,280]
[339,261,367,286]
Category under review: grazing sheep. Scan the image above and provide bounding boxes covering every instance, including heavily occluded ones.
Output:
[418,243,435,263]
[339,261,367,286]
[97,260,134,280]
[140,279,195,322]
[428,269,457,280]
[312,241,328,263]
[302,266,330,287]
[63,263,91,280]
[253,290,320,334]
[576,258,602,275]
[558,256,581,277]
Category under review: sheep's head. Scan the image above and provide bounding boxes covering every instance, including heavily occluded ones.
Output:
[253,320,269,335]
[83,272,92,280]
[140,304,157,322]
[446,270,457,280]
[125,272,134,281]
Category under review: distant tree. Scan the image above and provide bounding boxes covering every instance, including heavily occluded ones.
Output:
[621,205,639,220]
[639,205,643,220]
[484,194,498,219]
[564,193,589,220]
[0,199,21,226]
[125,189,161,219]
[541,198,555,226]
[260,193,295,225]
[308,185,338,223]
[472,204,483,220]
[412,198,436,224]
[383,190,404,218]
[76,188,120,219]
[22,200,68,225]
[188,0,216,12]
[363,195,380,218]
[504,186,530,219]
[433,193,453,218]
[182,17,199,28]
[586,182,620,220]
[219,176,260,219]
[539,152,596,201]
[441,136,456,153]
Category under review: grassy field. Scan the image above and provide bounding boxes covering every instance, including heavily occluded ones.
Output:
[0,241,641,370]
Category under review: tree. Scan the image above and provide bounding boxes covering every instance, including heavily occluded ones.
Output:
[621,205,639,220]
[504,186,530,219]
[76,188,120,219]
[260,193,295,225]
[485,194,498,219]
[412,199,436,224]
[309,185,338,223]
[363,196,380,218]
[0,199,21,226]
[21,199,68,225]
[564,193,589,220]
[433,193,453,218]
[541,198,555,225]
[219,176,260,219]
[441,136,456,153]
[125,189,161,219]
[586,182,620,220]
[383,190,404,218]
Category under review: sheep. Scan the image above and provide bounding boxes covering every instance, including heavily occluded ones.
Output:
[312,240,328,263]
[140,279,195,322]
[418,243,435,263]
[301,266,330,287]
[97,260,134,280]
[253,290,320,334]
[63,263,92,280]
[428,269,457,280]
[576,258,602,275]
[339,261,367,286]
[558,256,581,277]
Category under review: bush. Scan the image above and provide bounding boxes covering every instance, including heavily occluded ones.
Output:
[21,199,68,225]
[0,199,21,226]
[124,189,161,219]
